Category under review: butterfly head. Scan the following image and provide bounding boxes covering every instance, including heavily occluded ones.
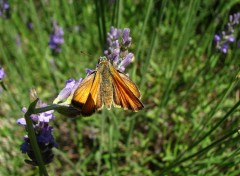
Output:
[98,56,109,65]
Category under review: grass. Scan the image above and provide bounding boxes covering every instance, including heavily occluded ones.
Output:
[0,0,240,175]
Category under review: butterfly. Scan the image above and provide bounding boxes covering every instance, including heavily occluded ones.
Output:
[71,56,144,116]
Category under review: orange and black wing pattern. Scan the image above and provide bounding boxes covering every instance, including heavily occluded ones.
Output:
[72,71,102,116]
[110,66,144,111]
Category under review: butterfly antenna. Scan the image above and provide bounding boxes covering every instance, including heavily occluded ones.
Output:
[80,50,93,57]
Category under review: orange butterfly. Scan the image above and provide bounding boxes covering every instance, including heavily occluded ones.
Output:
[71,56,144,116]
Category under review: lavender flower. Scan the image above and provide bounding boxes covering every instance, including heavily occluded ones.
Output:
[17,101,57,165]
[214,12,240,53]
[53,78,82,116]
[53,78,82,104]
[0,0,10,18]
[104,26,134,72]
[48,20,64,54]
[0,67,5,80]
[27,20,33,30]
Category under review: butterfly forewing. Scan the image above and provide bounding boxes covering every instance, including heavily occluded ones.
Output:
[72,72,96,108]
[81,71,102,116]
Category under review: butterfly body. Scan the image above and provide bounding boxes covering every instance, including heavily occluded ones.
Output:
[72,56,144,116]
[98,59,113,109]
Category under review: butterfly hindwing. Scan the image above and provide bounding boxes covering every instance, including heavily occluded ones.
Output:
[110,65,144,111]
[118,71,141,98]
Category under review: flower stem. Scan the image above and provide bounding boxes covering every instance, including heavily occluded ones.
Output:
[24,98,49,176]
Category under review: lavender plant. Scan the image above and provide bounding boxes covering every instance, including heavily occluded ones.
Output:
[48,20,64,54]
[214,12,240,53]
[17,101,57,166]
[0,0,10,18]
[104,26,134,72]
[16,26,135,172]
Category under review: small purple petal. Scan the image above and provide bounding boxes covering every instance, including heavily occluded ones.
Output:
[214,34,220,42]
[122,28,132,46]
[38,113,52,123]
[17,118,26,126]
[37,127,55,144]
[85,68,95,75]
[20,141,31,154]
[221,44,228,53]
[0,67,5,80]
[227,35,234,42]
[118,53,134,72]
[71,78,83,94]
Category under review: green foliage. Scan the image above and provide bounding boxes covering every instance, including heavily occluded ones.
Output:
[0,0,239,175]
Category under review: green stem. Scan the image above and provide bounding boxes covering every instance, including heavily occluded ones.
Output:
[116,0,122,28]
[94,0,103,47]
[24,99,49,176]
[100,0,107,47]
[97,113,106,174]
[34,104,60,114]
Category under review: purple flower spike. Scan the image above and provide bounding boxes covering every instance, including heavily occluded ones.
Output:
[0,67,5,80]
[104,26,134,72]
[0,0,10,18]
[49,20,64,54]
[17,100,57,166]
[214,12,240,53]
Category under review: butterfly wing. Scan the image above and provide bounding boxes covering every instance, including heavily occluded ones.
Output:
[109,66,144,111]
[118,72,141,98]
[72,71,102,116]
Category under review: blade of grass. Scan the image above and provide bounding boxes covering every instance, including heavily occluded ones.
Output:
[115,0,122,28]
[161,0,200,107]
[159,99,240,174]
[191,79,238,140]
[159,128,239,175]
[131,0,153,81]
[97,113,107,175]
[140,0,167,90]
